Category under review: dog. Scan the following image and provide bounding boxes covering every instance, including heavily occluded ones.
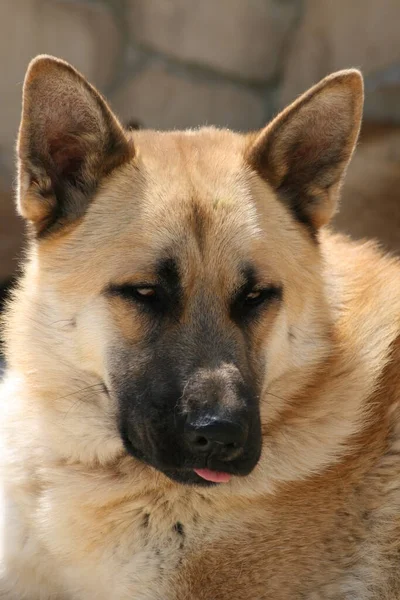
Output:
[1,55,400,600]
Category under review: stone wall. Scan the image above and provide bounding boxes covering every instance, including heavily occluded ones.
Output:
[1,0,400,280]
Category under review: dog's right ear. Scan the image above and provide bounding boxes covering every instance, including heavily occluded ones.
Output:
[17,55,133,236]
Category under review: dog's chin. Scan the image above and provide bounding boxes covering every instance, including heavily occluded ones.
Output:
[122,439,220,486]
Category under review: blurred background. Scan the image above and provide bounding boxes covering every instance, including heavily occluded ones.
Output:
[1,0,400,301]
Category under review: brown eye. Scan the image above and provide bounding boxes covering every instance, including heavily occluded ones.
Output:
[241,286,283,310]
[245,290,262,303]
[244,289,266,307]
[107,284,163,309]
[136,287,156,297]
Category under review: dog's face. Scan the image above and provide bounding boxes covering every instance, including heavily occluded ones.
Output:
[15,56,363,486]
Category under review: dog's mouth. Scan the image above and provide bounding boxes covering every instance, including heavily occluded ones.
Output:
[121,434,258,487]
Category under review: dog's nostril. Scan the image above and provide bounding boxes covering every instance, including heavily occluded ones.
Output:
[185,431,213,451]
[195,436,209,447]
[184,414,248,459]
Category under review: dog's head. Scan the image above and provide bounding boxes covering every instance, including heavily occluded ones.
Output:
[13,56,363,487]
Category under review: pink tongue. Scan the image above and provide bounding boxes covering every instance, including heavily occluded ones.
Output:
[194,468,231,483]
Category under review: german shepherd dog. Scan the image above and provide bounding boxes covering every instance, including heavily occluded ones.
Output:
[1,56,400,600]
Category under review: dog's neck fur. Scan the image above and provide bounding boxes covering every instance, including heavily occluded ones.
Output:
[3,231,400,505]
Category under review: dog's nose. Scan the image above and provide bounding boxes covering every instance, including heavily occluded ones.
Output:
[184,414,248,460]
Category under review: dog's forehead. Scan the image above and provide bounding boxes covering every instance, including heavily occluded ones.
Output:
[131,127,262,239]
[132,127,248,175]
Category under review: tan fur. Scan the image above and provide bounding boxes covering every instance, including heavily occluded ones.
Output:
[1,57,400,599]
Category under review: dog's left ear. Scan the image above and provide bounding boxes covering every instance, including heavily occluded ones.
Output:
[247,70,364,231]
[17,55,133,236]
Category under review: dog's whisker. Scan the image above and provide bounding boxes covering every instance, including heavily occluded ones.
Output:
[264,391,289,403]
[55,383,105,403]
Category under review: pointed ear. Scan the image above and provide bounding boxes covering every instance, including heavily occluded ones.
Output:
[17,55,133,236]
[246,70,364,232]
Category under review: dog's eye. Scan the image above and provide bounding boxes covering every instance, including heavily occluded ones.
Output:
[126,286,159,304]
[231,285,283,322]
[108,284,162,308]
[136,287,157,298]
[244,289,275,307]
[244,290,264,305]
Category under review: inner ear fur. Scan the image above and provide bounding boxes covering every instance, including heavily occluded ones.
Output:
[246,70,364,232]
[17,55,133,236]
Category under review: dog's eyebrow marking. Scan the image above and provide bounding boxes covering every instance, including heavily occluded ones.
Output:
[105,258,180,294]
[233,264,263,300]
[156,258,181,292]
[238,264,282,297]
[240,264,258,291]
